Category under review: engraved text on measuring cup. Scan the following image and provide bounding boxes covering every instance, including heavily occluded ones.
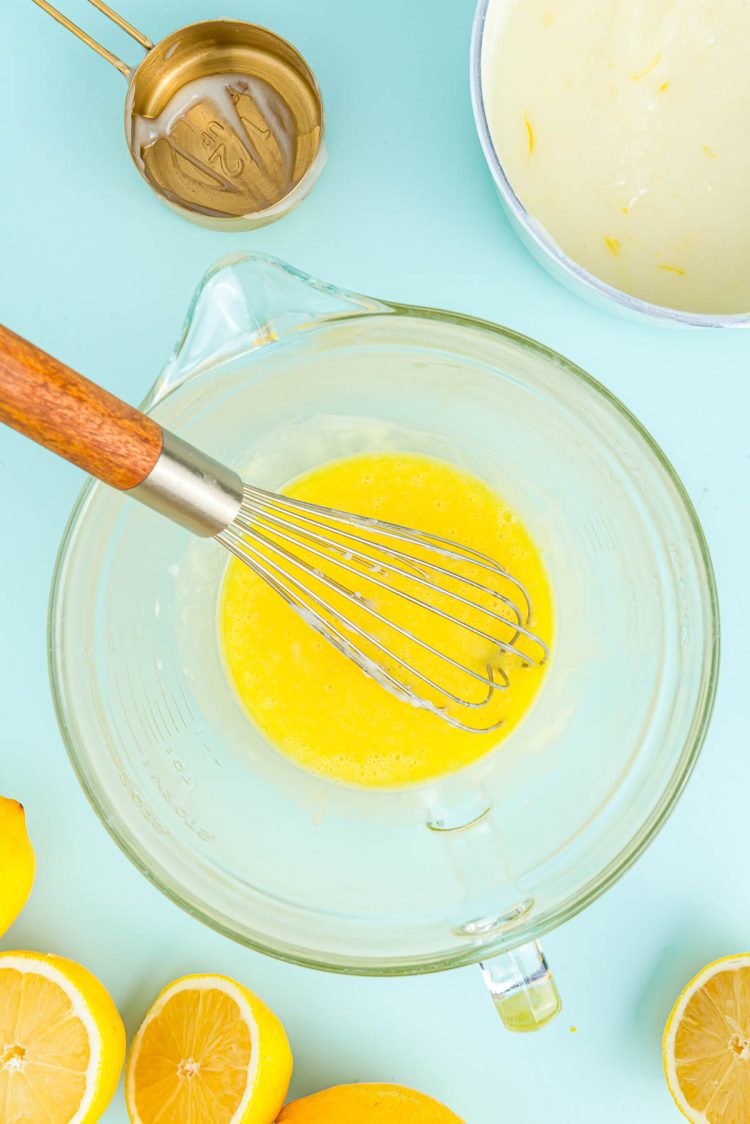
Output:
[201,121,245,178]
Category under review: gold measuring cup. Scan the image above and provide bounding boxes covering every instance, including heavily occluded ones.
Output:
[34,0,326,229]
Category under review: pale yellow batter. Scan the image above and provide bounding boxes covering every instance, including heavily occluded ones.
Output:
[482,0,750,313]
[220,452,552,787]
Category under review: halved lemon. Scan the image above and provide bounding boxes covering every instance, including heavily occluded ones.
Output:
[126,973,292,1124]
[0,950,125,1122]
[664,954,750,1123]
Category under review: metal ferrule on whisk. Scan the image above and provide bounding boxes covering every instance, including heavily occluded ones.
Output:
[130,430,243,538]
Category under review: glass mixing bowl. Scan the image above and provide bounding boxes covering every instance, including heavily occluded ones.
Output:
[49,254,718,1029]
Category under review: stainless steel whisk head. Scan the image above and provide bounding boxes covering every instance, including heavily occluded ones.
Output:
[218,485,549,732]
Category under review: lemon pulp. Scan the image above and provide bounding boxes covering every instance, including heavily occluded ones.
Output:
[220,452,552,787]
[126,973,292,1124]
[664,955,750,1124]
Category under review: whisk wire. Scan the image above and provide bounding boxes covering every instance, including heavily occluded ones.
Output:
[238,490,548,659]
[221,522,506,706]
[230,507,536,666]
[240,495,530,631]
[244,485,535,621]
[236,541,505,735]
[220,534,504,732]
[217,486,549,731]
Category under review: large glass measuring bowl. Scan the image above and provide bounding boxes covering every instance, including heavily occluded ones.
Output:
[49,254,718,1029]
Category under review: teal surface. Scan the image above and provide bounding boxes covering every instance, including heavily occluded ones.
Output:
[1,1,749,1120]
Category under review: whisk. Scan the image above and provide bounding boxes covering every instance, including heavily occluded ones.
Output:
[0,325,548,732]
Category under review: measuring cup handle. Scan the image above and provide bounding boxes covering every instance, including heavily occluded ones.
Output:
[32,0,152,78]
[426,803,562,1033]
[480,942,562,1032]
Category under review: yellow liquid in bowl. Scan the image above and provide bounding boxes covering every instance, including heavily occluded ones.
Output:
[220,453,552,787]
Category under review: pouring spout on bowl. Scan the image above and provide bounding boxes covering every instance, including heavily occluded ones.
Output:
[147,253,391,408]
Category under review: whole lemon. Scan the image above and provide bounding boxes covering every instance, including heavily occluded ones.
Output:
[277,1083,464,1122]
[0,796,35,936]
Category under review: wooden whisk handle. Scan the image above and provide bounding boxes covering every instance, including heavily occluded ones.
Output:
[0,324,163,490]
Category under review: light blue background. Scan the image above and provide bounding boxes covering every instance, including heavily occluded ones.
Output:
[1,1,749,1120]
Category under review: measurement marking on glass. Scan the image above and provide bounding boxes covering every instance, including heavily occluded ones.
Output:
[138,663,170,743]
[154,658,183,735]
[203,742,223,767]
[152,689,176,740]
[174,658,197,724]
[169,684,190,732]
[130,663,161,745]
[115,673,152,760]
[125,663,158,747]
